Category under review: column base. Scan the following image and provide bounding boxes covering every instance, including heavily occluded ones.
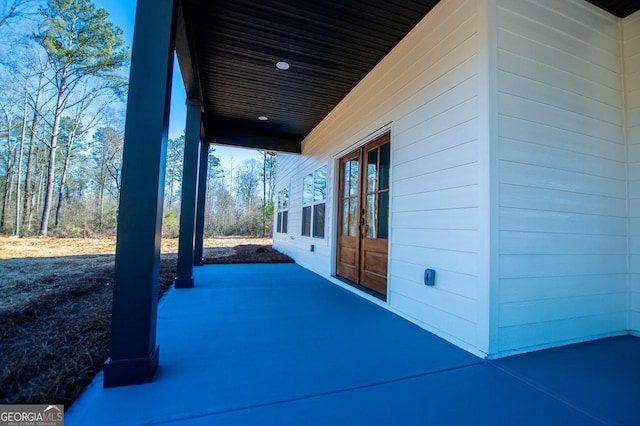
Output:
[103,346,159,388]
[174,276,195,288]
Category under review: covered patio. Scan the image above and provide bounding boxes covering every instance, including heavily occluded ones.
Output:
[92,0,640,422]
[69,263,638,424]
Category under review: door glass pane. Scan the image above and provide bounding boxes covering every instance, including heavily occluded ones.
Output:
[378,191,389,239]
[277,212,282,233]
[347,159,359,197]
[313,203,325,238]
[380,142,390,191]
[341,199,349,236]
[348,198,357,237]
[366,193,377,238]
[367,148,378,193]
[343,162,350,196]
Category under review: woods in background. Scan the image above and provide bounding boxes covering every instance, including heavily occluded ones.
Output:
[162,139,277,238]
[0,0,276,238]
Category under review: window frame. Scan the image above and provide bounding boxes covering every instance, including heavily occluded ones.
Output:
[276,186,289,234]
[301,165,327,239]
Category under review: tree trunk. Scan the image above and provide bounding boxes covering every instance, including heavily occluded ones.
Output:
[54,134,73,228]
[5,154,16,232]
[22,122,36,235]
[168,174,174,208]
[35,164,45,214]
[97,177,104,232]
[97,164,109,232]
[1,171,10,233]
[1,171,11,233]
[39,89,65,236]
[1,170,14,234]
[1,117,14,233]
[14,83,29,236]
[22,67,45,236]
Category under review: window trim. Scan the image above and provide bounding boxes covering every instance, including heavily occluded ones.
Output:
[301,165,327,239]
[276,186,289,234]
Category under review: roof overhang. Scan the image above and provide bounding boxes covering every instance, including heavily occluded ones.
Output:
[175,0,640,154]
[176,0,440,153]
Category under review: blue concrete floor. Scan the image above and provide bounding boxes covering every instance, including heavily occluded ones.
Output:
[67,264,639,425]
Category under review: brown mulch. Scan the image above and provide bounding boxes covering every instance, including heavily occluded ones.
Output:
[203,244,293,264]
[0,255,177,406]
[0,239,291,407]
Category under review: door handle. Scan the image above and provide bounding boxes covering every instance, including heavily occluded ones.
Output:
[360,217,365,226]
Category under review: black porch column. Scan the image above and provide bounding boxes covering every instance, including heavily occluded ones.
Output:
[174,99,202,287]
[103,0,177,387]
[194,140,209,266]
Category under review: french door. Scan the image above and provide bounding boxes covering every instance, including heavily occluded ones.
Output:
[336,133,390,296]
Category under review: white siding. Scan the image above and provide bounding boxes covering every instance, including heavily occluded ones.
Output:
[625,11,640,333]
[274,0,484,354]
[274,0,637,357]
[496,0,628,354]
[272,152,334,276]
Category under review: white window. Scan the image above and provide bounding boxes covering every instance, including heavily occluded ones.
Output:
[302,166,327,238]
[276,187,289,233]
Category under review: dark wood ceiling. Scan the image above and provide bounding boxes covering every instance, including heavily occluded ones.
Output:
[177,0,640,153]
[178,0,439,152]
[586,0,640,18]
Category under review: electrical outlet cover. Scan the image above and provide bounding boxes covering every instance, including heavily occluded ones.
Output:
[424,269,435,286]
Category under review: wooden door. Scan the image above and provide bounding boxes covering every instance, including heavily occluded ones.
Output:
[337,133,390,295]
[337,150,360,283]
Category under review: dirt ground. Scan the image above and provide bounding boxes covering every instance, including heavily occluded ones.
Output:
[0,236,273,259]
[0,237,291,406]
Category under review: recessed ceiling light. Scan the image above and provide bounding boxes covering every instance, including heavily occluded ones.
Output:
[258,115,268,121]
[276,61,290,70]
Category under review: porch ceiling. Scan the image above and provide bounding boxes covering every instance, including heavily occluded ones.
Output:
[586,0,640,18]
[177,0,439,153]
[176,0,640,154]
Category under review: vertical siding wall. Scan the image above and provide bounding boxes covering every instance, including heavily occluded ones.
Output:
[274,0,484,354]
[496,0,628,354]
[625,11,640,333]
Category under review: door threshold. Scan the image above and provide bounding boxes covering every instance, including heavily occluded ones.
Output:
[332,275,387,302]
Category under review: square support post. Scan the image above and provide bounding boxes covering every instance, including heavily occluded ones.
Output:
[174,99,202,287]
[103,0,177,388]
[194,140,209,266]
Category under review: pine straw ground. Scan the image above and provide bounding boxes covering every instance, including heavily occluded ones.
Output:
[0,237,292,407]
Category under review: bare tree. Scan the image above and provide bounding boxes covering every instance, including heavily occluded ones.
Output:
[54,84,118,229]
[260,151,276,235]
[13,69,29,235]
[165,134,184,209]
[0,0,38,29]
[0,82,22,233]
[9,51,47,236]
[53,115,83,228]
[21,55,48,235]
[35,0,128,236]
[92,123,123,233]
[0,113,13,232]
[236,158,262,209]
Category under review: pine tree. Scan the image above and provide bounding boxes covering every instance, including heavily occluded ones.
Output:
[35,0,128,236]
